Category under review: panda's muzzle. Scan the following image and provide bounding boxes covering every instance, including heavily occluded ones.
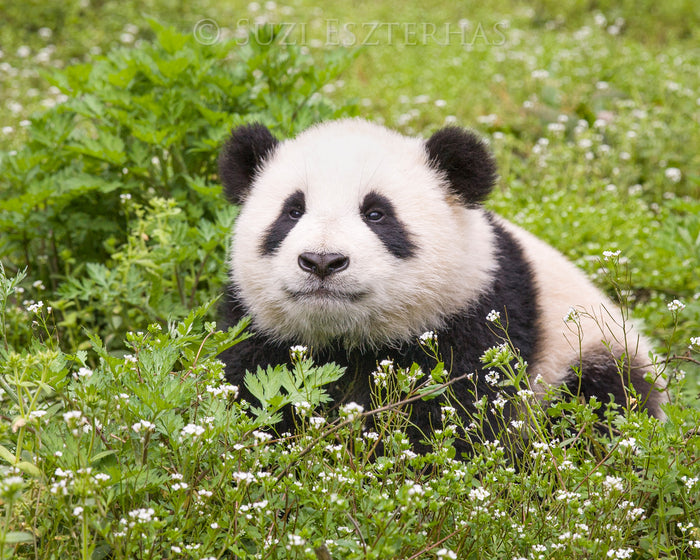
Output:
[298,252,349,279]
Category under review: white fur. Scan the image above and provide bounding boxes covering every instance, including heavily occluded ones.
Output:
[230,119,496,348]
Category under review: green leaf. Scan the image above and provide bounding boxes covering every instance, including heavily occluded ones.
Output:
[148,18,191,54]
[66,133,126,165]
[245,365,285,407]
[0,531,34,544]
[155,56,193,80]
[16,461,42,478]
[0,444,16,465]
[90,450,118,464]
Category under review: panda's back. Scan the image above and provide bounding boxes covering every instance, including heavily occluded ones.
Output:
[496,216,664,417]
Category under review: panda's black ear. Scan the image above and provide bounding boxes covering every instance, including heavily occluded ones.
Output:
[425,127,498,205]
[218,123,279,204]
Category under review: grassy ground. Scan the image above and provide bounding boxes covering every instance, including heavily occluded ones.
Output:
[1,1,699,558]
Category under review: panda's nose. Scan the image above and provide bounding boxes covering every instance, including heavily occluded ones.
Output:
[298,252,349,278]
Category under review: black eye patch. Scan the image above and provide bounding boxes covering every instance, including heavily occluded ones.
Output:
[360,191,417,259]
[260,190,305,255]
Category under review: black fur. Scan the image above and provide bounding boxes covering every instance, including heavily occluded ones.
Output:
[360,191,417,259]
[218,123,279,204]
[261,190,305,255]
[425,127,498,205]
[218,213,539,457]
[564,353,662,417]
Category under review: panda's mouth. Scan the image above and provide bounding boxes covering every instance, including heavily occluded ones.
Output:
[285,286,368,302]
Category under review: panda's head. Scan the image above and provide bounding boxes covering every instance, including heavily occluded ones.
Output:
[219,118,499,349]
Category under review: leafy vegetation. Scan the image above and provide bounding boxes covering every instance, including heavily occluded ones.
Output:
[0,1,698,558]
[0,18,355,350]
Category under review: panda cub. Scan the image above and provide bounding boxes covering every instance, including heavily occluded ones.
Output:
[217,118,666,450]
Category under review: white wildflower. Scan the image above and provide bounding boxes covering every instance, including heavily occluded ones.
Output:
[492,394,507,411]
[547,122,566,133]
[468,487,490,501]
[554,490,579,502]
[603,475,625,492]
[132,420,155,433]
[603,249,621,261]
[681,475,698,490]
[294,401,312,416]
[252,430,272,442]
[74,367,93,379]
[373,367,389,387]
[477,114,497,125]
[607,548,633,559]
[62,410,82,423]
[530,440,550,459]
[402,449,418,460]
[441,405,456,421]
[180,423,205,438]
[287,534,306,547]
[564,307,580,322]
[126,507,156,524]
[309,416,325,428]
[340,402,364,420]
[419,331,436,343]
[26,300,44,314]
[232,471,255,484]
[664,167,682,183]
[206,384,239,399]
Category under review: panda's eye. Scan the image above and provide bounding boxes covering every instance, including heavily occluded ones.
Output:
[365,209,384,222]
[288,207,304,220]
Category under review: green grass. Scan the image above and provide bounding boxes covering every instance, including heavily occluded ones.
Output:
[0,1,699,558]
